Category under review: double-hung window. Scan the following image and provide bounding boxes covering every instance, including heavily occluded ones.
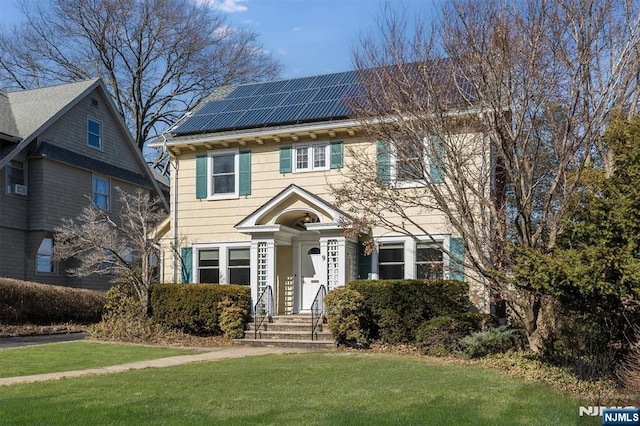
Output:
[195,149,251,200]
[416,243,444,279]
[378,244,405,279]
[88,118,102,149]
[92,176,109,211]
[377,136,444,186]
[294,143,329,172]
[198,249,220,283]
[6,160,25,195]
[228,248,250,285]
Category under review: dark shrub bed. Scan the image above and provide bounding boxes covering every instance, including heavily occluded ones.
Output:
[151,284,251,335]
[0,278,104,324]
[346,279,469,344]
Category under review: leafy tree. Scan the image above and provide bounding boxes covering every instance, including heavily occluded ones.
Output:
[53,188,165,315]
[0,0,281,172]
[334,0,640,351]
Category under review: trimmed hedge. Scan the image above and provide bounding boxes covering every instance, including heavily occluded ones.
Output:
[151,284,251,335]
[346,279,469,344]
[0,278,105,324]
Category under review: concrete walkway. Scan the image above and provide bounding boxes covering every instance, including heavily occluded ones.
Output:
[0,344,317,387]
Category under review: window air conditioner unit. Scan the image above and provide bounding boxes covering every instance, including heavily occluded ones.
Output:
[13,184,27,196]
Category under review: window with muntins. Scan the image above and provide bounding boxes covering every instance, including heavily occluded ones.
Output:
[228,248,250,285]
[88,118,102,149]
[92,176,109,211]
[36,237,55,274]
[378,244,404,279]
[416,243,444,279]
[198,249,220,283]
[294,143,329,172]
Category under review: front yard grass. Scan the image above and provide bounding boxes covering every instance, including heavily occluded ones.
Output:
[0,341,199,377]
[0,352,582,425]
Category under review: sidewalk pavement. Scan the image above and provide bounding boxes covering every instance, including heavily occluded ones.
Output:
[0,344,317,387]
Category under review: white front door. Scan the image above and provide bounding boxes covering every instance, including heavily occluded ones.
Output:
[297,242,322,312]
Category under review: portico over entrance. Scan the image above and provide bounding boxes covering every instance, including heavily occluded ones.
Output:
[235,185,358,314]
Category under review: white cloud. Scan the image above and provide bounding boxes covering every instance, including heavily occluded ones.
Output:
[211,0,248,13]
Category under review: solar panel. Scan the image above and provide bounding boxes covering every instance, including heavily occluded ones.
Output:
[225,84,260,99]
[172,69,364,135]
[235,108,277,128]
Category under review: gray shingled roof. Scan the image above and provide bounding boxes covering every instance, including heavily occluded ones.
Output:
[5,79,99,138]
[0,92,18,139]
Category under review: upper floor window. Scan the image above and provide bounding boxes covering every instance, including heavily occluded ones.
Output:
[195,149,251,200]
[36,237,55,274]
[279,142,343,174]
[210,150,237,197]
[88,118,102,149]
[377,136,444,186]
[294,143,329,172]
[92,176,109,211]
[6,159,26,195]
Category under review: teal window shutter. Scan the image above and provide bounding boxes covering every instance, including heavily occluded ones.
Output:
[280,146,292,173]
[429,136,445,183]
[357,242,373,280]
[449,238,465,282]
[330,141,343,169]
[376,140,391,185]
[181,247,193,283]
[239,150,251,195]
[195,155,208,199]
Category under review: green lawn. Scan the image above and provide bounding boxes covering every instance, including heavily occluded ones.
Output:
[0,341,199,377]
[0,351,582,425]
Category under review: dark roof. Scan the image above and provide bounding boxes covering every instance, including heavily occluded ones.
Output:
[173,70,362,136]
[31,142,151,188]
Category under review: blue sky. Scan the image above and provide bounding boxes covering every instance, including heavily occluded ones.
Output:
[0,0,434,79]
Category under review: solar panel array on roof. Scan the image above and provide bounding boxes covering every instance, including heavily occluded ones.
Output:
[173,70,362,135]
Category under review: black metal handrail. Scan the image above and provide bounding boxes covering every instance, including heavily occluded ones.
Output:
[310,284,327,341]
[254,286,273,339]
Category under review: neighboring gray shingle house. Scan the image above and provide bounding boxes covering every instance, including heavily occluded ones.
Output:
[0,79,167,291]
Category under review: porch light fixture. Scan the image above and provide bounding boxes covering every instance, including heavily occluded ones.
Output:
[303,212,312,223]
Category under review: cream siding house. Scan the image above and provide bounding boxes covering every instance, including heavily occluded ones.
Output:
[155,70,472,315]
[0,79,167,291]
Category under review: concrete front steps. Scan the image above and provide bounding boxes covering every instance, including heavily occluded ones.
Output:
[233,314,336,349]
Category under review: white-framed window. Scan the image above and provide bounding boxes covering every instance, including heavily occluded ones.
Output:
[378,244,404,279]
[5,159,26,195]
[88,118,102,149]
[92,176,109,211]
[208,149,238,199]
[198,249,220,283]
[293,142,329,172]
[416,242,444,279]
[228,248,250,285]
[195,243,251,284]
[36,237,55,274]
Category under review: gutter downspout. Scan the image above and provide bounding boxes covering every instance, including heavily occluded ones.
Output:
[161,133,179,283]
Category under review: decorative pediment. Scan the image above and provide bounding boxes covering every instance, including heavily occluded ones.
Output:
[235,184,349,232]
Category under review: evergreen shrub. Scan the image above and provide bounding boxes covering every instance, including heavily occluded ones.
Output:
[324,287,369,347]
[347,279,468,344]
[0,278,104,324]
[151,284,250,335]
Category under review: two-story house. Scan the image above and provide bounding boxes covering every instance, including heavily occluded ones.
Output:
[0,79,167,291]
[155,70,479,314]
